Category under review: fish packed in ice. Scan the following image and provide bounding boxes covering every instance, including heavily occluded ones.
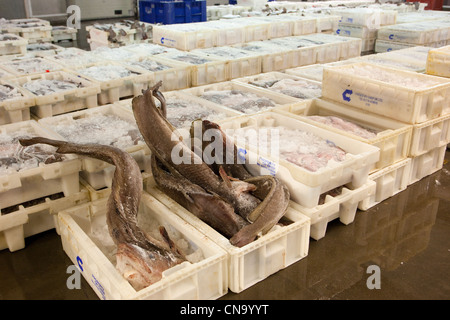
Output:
[307,115,379,139]
[200,90,276,114]
[126,59,171,72]
[0,84,24,102]
[249,78,322,99]
[167,53,211,65]
[26,43,58,52]
[52,48,103,67]
[0,34,20,41]
[78,65,139,81]
[2,58,60,75]
[22,79,83,96]
[48,114,143,150]
[0,130,65,175]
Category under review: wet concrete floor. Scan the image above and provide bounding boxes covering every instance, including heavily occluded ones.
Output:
[1,150,448,300]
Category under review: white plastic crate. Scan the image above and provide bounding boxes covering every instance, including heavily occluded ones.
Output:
[190,46,262,81]
[156,51,228,87]
[0,120,81,211]
[0,67,14,80]
[359,52,427,73]
[10,70,100,119]
[0,80,35,125]
[322,62,450,124]
[378,46,432,73]
[152,23,216,51]
[45,47,103,69]
[26,42,66,56]
[290,179,376,240]
[144,177,310,294]
[217,111,380,208]
[410,114,450,157]
[0,188,89,252]
[331,8,387,29]
[426,45,450,78]
[358,158,412,211]
[335,24,378,39]
[0,34,27,56]
[377,21,450,45]
[87,24,136,46]
[302,13,340,33]
[4,20,52,43]
[72,61,152,105]
[58,192,229,300]
[232,71,322,101]
[361,38,376,52]
[275,98,413,171]
[285,63,326,82]
[181,81,302,115]
[38,104,151,190]
[0,57,63,76]
[374,39,416,53]
[225,17,271,43]
[204,20,247,47]
[121,56,191,92]
[51,26,78,42]
[408,145,446,185]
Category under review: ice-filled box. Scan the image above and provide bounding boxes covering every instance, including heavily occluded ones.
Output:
[37,104,151,190]
[180,81,302,115]
[89,47,148,63]
[152,23,216,51]
[358,50,428,73]
[26,42,65,56]
[155,51,228,87]
[376,20,450,45]
[45,48,103,68]
[0,120,81,212]
[121,42,180,56]
[0,34,27,56]
[145,176,310,294]
[274,98,413,171]
[118,90,241,130]
[0,57,63,76]
[2,19,52,43]
[120,56,191,92]
[290,179,376,240]
[10,70,100,118]
[58,192,229,300]
[335,24,378,39]
[223,17,271,43]
[0,81,35,125]
[72,61,152,105]
[232,71,322,101]
[322,62,450,124]
[426,45,450,78]
[217,111,380,208]
[190,46,262,80]
[0,187,89,252]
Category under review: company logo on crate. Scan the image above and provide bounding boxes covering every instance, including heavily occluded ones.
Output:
[389,34,394,40]
[160,37,176,46]
[77,256,84,272]
[342,89,353,102]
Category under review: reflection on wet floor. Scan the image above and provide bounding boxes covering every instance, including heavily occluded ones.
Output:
[0,152,449,300]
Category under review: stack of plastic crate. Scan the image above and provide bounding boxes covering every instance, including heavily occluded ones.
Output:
[331,7,398,54]
[320,61,450,209]
[0,18,53,44]
[51,26,78,44]
[0,34,28,56]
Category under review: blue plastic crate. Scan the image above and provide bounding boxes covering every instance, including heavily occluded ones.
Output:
[139,0,207,25]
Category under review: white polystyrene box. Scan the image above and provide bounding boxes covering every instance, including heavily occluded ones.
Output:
[58,192,229,300]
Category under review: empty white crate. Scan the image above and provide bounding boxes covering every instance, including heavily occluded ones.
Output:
[181,81,302,115]
[73,61,152,105]
[156,51,228,87]
[144,176,310,294]
[217,111,380,208]
[10,70,100,118]
[232,71,322,101]
[290,179,376,240]
[58,192,229,300]
[0,34,27,56]
[322,62,450,124]
[358,158,412,211]
[275,98,413,171]
[191,46,262,80]
[0,188,89,252]
[409,114,450,157]
[408,145,446,185]
[121,56,191,92]
[0,81,35,125]
[0,57,63,76]
[38,104,151,190]
[0,120,81,211]
[426,45,450,78]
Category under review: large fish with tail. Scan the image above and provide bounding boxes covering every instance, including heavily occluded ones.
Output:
[19,137,185,290]
[132,82,291,247]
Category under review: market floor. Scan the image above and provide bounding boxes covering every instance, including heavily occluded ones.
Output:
[0,150,449,300]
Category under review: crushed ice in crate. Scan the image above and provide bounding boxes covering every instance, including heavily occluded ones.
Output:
[49,114,143,149]
[236,125,347,172]
[340,64,441,88]
[126,59,171,72]
[91,47,142,61]
[22,79,83,96]
[169,53,211,65]
[307,116,379,139]
[156,97,229,128]
[0,130,65,176]
[0,84,23,102]
[0,34,20,41]
[249,78,322,99]
[78,65,138,81]
[200,90,276,114]
[53,48,102,66]
[2,58,60,75]
[26,43,58,52]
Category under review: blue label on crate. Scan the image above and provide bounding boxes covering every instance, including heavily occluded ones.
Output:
[389,34,394,40]
[342,89,353,102]
[76,256,84,272]
[91,275,106,300]
[160,37,176,46]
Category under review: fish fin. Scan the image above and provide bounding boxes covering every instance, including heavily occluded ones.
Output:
[159,226,186,259]
[219,165,232,189]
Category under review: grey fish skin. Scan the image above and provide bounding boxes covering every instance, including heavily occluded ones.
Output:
[132,82,257,218]
[151,155,249,238]
[18,137,185,262]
